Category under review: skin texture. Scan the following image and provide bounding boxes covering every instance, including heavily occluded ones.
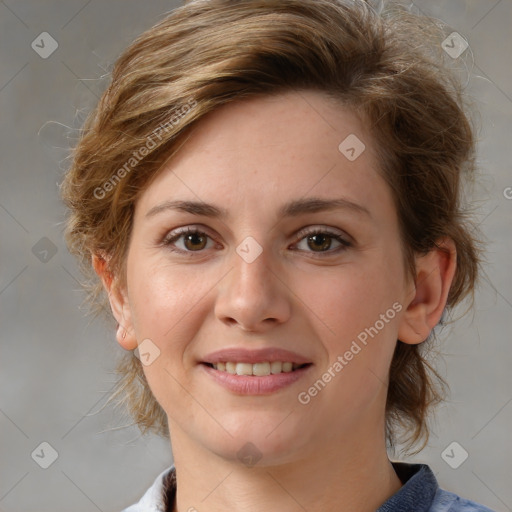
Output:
[94,90,456,511]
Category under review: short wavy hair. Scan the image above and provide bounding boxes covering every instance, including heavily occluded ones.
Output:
[61,0,481,453]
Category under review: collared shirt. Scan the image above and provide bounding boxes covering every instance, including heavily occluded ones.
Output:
[121,462,496,512]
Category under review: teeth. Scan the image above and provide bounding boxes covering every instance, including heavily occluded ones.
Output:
[270,361,282,374]
[236,363,253,376]
[210,361,305,375]
[282,362,293,372]
[253,362,270,376]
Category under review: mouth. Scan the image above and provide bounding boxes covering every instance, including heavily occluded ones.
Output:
[201,361,312,376]
[199,347,313,394]
[199,360,313,395]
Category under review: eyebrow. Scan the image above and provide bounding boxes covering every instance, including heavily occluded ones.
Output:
[145,197,371,220]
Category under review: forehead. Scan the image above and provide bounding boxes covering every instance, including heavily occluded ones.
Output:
[135,90,391,219]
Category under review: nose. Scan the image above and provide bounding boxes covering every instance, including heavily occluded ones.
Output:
[214,242,292,333]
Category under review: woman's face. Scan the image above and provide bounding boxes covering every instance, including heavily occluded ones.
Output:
[119,90,416,465]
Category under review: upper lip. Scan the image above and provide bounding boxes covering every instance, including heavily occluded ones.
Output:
[201,348,312,365]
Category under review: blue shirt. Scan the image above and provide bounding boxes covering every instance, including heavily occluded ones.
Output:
[121,462,496,511]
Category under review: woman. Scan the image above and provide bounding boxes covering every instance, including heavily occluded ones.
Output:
[61,0,495,510]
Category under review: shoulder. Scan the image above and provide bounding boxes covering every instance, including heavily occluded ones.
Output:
[429,488,497,512]
[386,462,496,512]
[120,465,175,512]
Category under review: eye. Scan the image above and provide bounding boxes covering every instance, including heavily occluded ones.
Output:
[161,225,352,257]
[162,227,216,253]
[292,227,351,256]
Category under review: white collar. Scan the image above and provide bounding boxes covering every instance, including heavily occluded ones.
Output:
[121,466,175,512]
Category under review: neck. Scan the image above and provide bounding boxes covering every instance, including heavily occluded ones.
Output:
[169,421,402,512]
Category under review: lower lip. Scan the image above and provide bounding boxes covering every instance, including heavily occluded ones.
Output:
[200,363,313,395]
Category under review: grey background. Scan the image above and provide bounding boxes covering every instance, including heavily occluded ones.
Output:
[0,1,511,511]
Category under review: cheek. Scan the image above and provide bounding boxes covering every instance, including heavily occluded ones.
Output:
[125,256,218,413]
[305,265,401,337]
[296,265,403,420]
[122,233,209,413]
[299,254,404,379]
[126,253,213,349]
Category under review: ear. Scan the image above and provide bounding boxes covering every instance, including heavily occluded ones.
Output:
[92,254,138,351]
[397,237,457,345]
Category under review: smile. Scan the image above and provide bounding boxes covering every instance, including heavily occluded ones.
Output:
[205,361,310,376]
[200,362,313,395]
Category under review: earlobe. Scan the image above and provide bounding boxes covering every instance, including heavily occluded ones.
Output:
[115,322,138,351]
[397,238,457,345]
[91,254,138,351]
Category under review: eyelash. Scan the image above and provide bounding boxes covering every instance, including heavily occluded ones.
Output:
[161,225,352,257]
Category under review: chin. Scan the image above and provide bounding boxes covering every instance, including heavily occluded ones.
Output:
[205,416,307,467]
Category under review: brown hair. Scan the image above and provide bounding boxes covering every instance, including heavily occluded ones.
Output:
[61,0,481,453]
